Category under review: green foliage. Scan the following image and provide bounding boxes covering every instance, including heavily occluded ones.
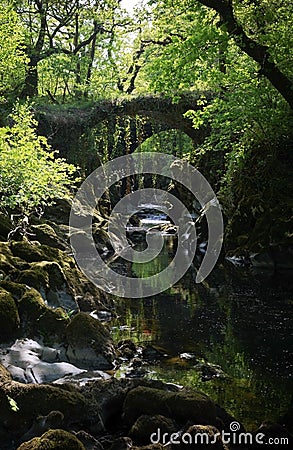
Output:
[138,129,194,158]
[0,1,28,100]
[0,103,79,215]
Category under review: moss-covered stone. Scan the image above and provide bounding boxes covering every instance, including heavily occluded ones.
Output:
[17,288,69,341]
[0,242,21,278]
[66,312,111,346]
[65,312,115,369]
[0,382,88,440]
[37,307,70,341]
[123,386,216,426]
[130,415,177,444]
[0,363,12,383]
[17,429,86,450]
[10,241,48,263]
[0,281,27,300]
[17,267,49,290]
[33,261,66,290]
[30,223,66,249]
[0,252,16,276]
[0,288,20,340]
[175,425,229,449]
[18,288,47,322]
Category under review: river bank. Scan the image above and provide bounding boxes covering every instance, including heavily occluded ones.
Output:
[0,206,292,449]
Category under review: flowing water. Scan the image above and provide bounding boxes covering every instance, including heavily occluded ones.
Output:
[109,211,292,430]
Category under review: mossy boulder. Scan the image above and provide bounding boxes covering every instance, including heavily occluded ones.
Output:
[0,242,22,278]
[0,382,88,439]
[130,415,177,444]
[123,386,216,426]
[18,288,47,322]
[30,223,66,250]
[17,429,86,450]
[18,288,69,341]
[10,241,49,263]
[0,363,12,383]
[37,307,70,341]
[0,281,29,300]
[0,288,20,340]
[174,425,229,449]
[34,261,66,290]
[0,252,16,277]
[17,266,49,290]
[65,312,115,370]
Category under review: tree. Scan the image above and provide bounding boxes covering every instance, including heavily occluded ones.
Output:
[0,103,78,217]
[14,0,124,98]
[0,1,28,101]
[194,0,293,109]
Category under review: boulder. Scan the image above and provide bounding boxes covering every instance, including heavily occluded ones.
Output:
[17,429,86,450]
[74,430,103,450]
[81,378,180,430]
[10,241,49,263]
[0,363,12,383]
[17,288,70,341]
[0,287,20,340]
[65,312,115,370]
[123,386,216,426]
[0,381,88,440]
[130,415,177,444]
[172,424,229,449]
[1,339,86,384]
[19,410,64,443]
[3,240,111,313]
[30,223,66,250]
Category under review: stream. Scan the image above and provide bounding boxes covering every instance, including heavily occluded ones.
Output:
[109,209,292,429]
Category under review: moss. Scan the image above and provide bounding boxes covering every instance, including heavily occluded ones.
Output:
[1,383,88,439]
[0,288,20,340]
[0,363,12,383]
[0,281,27,300]
[17,267,49,290]
[66,312,111,352]
[10,241,50,263]
[130,415,177,443]
[0,242,20,277]
[123,386,216,426]
[0,253,16,276]
[33,261,66,290]
[30,223,65,249]
[18,288,47,322]
[37,307,70,342]
[18,288,69,341]
[17,429,86,450]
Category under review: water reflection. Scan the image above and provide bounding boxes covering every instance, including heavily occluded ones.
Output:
[110,235,292,429]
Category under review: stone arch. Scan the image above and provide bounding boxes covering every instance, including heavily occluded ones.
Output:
[36,93,211,164]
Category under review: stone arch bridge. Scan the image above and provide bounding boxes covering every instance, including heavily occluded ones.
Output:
[37,93,211,166]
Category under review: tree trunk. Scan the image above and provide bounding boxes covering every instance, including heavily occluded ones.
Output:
[198,0,293,109]
[21,57,39,98]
